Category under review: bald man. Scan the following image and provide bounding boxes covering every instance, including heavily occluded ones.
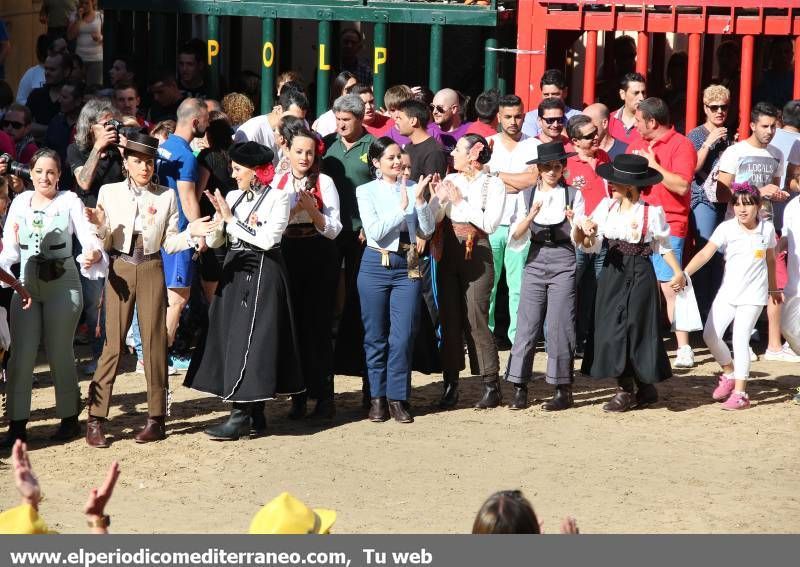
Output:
[429,87,473,153]
[583,103,628,159]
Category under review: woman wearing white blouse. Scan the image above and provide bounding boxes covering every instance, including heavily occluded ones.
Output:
[0,149,104,447]
[279,128,342,420]
[505,141,584,411]
[429,134,507,409]
[186,142,304,440]
[575,154,684,412]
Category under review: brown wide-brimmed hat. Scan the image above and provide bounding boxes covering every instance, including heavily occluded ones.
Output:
[119,132,159,158]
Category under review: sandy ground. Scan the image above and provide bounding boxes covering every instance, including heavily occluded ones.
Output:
[1,343,799,534]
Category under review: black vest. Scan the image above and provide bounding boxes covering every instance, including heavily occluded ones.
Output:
[529,184,578,244]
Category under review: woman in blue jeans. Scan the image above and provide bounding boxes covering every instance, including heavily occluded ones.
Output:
[687,85,732,318]
[356,137,434,424]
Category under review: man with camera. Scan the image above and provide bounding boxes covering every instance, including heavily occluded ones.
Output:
[66,99,125,374]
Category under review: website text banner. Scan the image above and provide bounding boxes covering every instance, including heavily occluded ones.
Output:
[0,535,795,567]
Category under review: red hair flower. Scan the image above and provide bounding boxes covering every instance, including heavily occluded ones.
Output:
[254,163,276,187]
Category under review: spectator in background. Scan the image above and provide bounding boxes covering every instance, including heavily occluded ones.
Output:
[2,105,38,166]
[608,72,646,146]
[340,28,372,85]
[312,71,357,138]
[26,51,72,140]
[769,100,800,227]
[147,70,185,123]
[466,88,500,138]
[177,39,208,99]
[663,51,688,134]
[151,119,176,143]
[755,37,795,111]
[535,97,567,144]
[40,0,79,41]
[276,70,303,97]
[113,81,150,130]
[107,54,135,90]
[394,99,447,180]
[583,103,627,159]
[521,69,581,138]
[15,35,49,105]
[686,85,733,320]
[67,0,103,86]
[355,85,391,137]
[0,20,9,81]
[44,80,84,180]
[235,88,309,167]
[429,88,472,153]
[221,92,254,128]
[627,97,697,369]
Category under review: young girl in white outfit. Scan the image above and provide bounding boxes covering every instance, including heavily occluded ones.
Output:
[680,183,780,410]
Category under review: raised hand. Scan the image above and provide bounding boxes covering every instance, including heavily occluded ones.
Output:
[399,183,409,212]
[415,174,432,204]
[12,440,40,508]
[85,205,106,227]
[188,216,220,238]
[213,189,233,222]
[82,249,103,268]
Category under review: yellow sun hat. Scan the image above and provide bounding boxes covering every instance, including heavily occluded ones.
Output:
[248,492,336,534]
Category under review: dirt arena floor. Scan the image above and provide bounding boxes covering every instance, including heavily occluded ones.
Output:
[1,342,798,534]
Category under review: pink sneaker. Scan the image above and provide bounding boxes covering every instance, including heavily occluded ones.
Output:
[721,391,750,410]
[712,374,735,401]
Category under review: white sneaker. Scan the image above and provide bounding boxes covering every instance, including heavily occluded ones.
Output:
[674,345,695,368]
[749,346,758,362]
[763,344,800,362]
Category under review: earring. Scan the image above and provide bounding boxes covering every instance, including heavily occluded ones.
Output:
[375,169,383,180]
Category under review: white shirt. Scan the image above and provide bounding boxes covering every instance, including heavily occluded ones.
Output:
[710,218,777,306]
[233,115,280,167]
[430,172,506,234]
[719,141,785,224]
[781,198,799,299]
[222,187,290,251]
[487,133,541,225]
[581,197,672,255]
[312,109,337,138]
[281,171,342,240]
[508,183,586,251]
[16,65,46,105]
[769,128,800,189]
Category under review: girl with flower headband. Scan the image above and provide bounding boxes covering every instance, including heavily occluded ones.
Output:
[185,141,304,440]
[279,128,343,420]
[679,181,780,410]
[428,133,507,409]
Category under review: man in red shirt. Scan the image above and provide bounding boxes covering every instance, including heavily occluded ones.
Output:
[354,85,392,137]
[565,114,610,356]
[627,97,697,368]
[608,72,646,146]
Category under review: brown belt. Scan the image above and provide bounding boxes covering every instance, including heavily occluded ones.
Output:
[114,233,161,265]
[284,223,319,239]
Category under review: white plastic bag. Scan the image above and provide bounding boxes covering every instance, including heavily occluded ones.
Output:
[673,276,703,332]
[0,307,9,351]
[781,296,800,354]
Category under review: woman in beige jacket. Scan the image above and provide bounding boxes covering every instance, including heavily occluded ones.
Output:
[84,133,217,448]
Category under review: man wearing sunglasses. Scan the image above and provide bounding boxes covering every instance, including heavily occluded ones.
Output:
[1,104,39,166]
[429,88,472,154]
[25,51,72,141]
[536,98,568,145]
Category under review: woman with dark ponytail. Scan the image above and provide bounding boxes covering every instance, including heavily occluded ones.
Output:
[279,127,343,420]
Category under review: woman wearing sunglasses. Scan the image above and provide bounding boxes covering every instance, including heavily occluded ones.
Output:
[505,141,585,411]
[687,85,732,318]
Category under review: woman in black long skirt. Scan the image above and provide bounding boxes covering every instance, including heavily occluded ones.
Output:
[185,142,304,439]
[575,154,684,412]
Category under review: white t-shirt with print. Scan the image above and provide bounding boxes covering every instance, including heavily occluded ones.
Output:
[718,140,784,187]
[487,134,540,225]
[710,218,777,306]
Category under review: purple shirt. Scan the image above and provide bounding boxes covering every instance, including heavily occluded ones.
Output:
[429,121,473,153]
[385,123,444,148]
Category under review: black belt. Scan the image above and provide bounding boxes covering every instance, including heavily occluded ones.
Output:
[532,237,572,246]
[230,242,280,252]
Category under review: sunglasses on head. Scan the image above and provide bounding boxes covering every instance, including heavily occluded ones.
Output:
[576,129,598,140]
[430,104,449,114]
[706,104,728,113]
[0,120,24,130]
[542,116,564,125]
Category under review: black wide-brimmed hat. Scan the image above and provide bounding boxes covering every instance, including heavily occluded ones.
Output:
[229,142,274,167]
[525,140,577,165]
[119,132,159,158]
[596,154,663,187]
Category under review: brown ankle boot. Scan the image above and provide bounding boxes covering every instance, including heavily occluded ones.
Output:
[134,416,166,443]
[86,417,109,448]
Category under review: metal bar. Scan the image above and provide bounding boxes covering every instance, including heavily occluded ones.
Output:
[207,15,220,100]
[374,22,388,107]
[685,33,702,132]
[738,35,754,140]
[484,31,498,91]
[583,30,597,107]
[795,36,800,100]
[317,20,332,119]
[429,24,443,93]
[261,17,276,114]
[636,31,649,78]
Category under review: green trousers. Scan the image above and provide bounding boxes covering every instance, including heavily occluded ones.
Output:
[7,260,83,421]
[488,225,530,343]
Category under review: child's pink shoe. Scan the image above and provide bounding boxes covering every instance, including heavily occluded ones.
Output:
[712,374,735,401]
[721,391,750,410]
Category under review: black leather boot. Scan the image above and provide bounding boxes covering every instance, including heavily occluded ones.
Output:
[50,415,81,441]
[388,400,414,423]
[438,372,460,409]
[309,376,335,419]
[287,393,307,420]
[509,384,528,410]
[541,384,574,411]
[205,404,252,440]
[635,381,659,408]
[251,401,267,436]
[474,375,502,409]
[0,420,27,449]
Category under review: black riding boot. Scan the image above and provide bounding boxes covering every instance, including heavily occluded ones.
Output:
[474,374,502,409]
[438,371,460,409]
[205,403,252,440]
[251,401,267,436]
[541,384,574,411]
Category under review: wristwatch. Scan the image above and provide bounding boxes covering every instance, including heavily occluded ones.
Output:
[86,514,111,528]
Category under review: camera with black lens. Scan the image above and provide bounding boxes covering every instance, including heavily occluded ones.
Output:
[104,118,123,133]
[0,153,31,181]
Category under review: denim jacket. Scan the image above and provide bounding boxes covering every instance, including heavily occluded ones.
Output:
[356,179,435,251]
